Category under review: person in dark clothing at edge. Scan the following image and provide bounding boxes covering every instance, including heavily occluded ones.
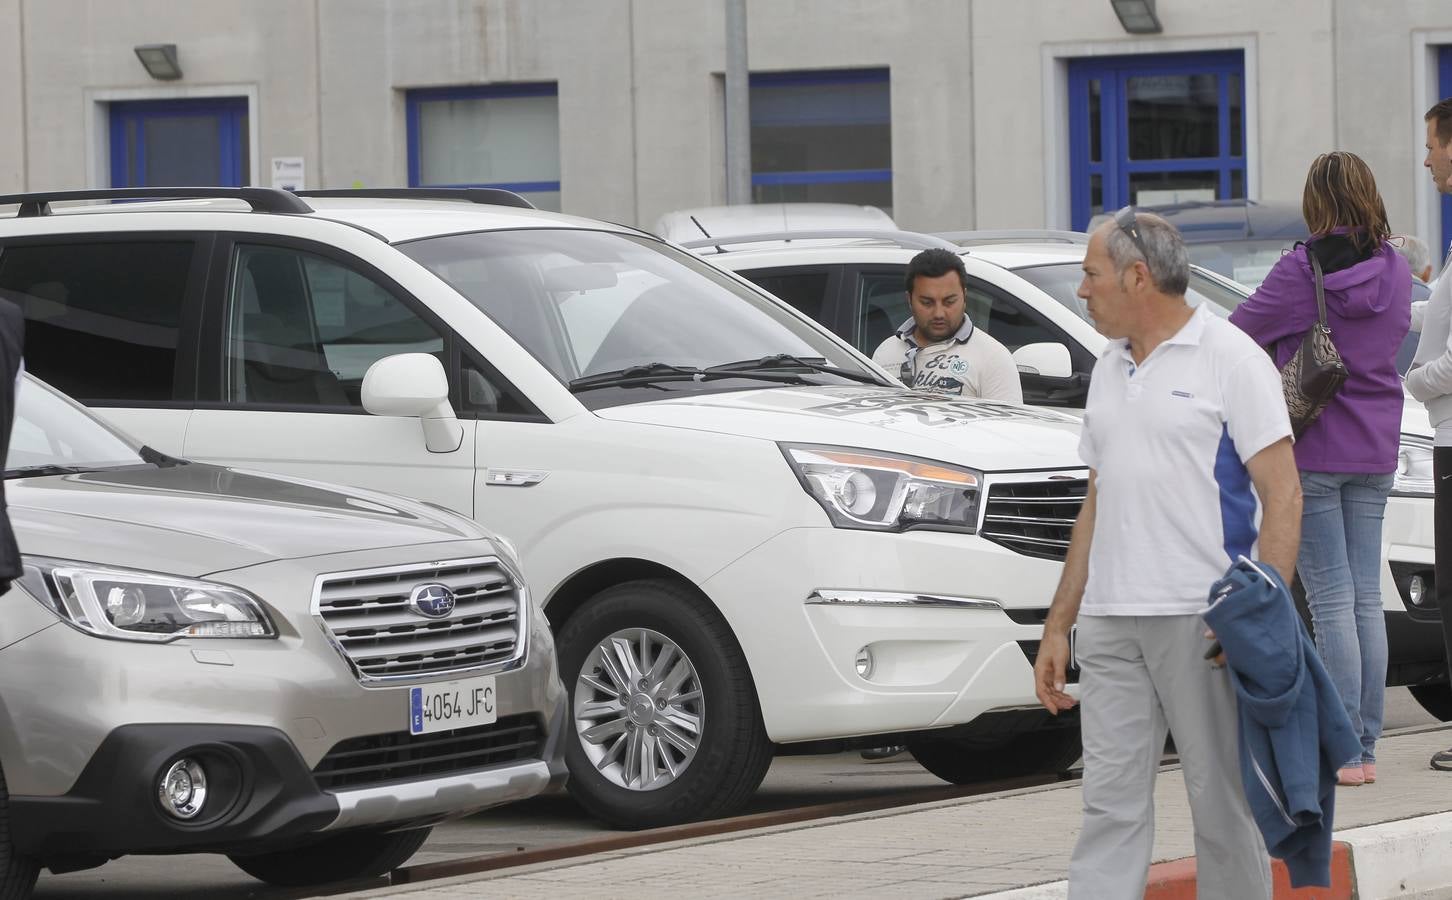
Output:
[1407,98,1452,772]
[0,297,25,593]
[1229,151,1412,786]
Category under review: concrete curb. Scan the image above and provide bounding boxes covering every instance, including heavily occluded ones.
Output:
[977,812,1452,899]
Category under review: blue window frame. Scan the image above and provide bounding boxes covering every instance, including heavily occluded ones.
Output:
[1438,45,1452,257]
[406,83,561,210]
[748,68,892,211]
[109,97,248,188]
[1068,52,1246,229]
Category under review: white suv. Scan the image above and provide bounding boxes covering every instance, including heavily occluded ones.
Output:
[0,188,1088,828]
[702,231,1446,720]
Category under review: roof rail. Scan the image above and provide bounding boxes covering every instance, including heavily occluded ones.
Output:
[295,188,535,210]
[0,187,313,217]
[679,229,959,253]
[936,229,1088,246]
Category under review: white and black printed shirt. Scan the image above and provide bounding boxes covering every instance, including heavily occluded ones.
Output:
[871,317,1022,403]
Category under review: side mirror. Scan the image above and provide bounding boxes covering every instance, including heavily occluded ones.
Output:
[1013,342,1074,379]
[362,354,463,453]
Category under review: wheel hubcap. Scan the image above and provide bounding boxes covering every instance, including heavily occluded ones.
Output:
[573,627,704,791]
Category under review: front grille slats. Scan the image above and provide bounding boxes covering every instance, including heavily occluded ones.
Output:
[343,624,517,657]
[312,716,543,791]
[981,478,1086,562]
[328,600,517,635]
[315,558,523,682]
[320,571,511,604]
[984,514,1078,527]
[353,644,514,670]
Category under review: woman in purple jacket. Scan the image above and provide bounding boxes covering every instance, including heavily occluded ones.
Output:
[1229,151,1412,786]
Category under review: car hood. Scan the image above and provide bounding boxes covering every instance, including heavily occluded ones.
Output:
[9,463,486,578]
[595,385,1084,472]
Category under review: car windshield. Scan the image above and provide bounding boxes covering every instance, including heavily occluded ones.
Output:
[5,377,147,477]
[1012,262,1244,324]
[1183,239,1298,289]
[399,229,883,407]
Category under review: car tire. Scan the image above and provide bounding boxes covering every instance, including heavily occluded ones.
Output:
[906,729,1082,785]
[0,765,38,900]
[229,826,431,887]
[1410,684,1452,722]
[557,578,772,829]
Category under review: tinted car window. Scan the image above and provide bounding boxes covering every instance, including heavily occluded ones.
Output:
[225,244,444,408]
[0,241,193,402]
[854,270,1067,353]
[746,270,834,322]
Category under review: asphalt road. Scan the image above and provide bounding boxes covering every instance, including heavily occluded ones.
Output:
[31,688,1443,899]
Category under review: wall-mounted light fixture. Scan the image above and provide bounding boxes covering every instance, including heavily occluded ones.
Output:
[1110,0,1162,34]
[134,44,183,80]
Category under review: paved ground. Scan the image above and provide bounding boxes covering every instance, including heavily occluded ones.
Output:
[31,689,1439,898]
[350,723,1452,900]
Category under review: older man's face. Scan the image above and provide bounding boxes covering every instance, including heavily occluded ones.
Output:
[1077,230,1136,339]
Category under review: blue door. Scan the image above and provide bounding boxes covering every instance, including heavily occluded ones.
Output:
[1068,52,1246,229]
[110,98,249,187]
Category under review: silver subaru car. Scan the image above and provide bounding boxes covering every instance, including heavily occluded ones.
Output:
[0,376,566,894]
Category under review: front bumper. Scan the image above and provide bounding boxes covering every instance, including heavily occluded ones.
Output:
[10,702,569,861]
[1381,493,1444,684]
[703,527,1067,744]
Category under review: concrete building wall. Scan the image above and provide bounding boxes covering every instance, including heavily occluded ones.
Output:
[1,0,1447,240]
[1334,0,1452,248]
[971,0,1334,230]
[0,0,24,192]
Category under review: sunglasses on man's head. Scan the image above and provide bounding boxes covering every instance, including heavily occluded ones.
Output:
[1114,205,1151,262]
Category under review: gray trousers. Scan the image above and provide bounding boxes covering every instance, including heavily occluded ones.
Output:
[1067,614,1271,900]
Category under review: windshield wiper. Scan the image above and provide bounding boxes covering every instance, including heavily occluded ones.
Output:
[568,361,816,393]
[706,354,883,385]
[569,363,702,392]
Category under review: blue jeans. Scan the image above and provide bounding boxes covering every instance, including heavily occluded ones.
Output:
[1297,471,1394,765]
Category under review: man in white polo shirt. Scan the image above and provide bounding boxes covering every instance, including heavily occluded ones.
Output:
[1032,208,1301,900]
[871,248,1022,403]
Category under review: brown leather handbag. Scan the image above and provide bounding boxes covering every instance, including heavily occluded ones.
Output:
[1280,247,1347,438]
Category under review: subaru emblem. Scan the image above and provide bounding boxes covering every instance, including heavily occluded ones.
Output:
[408,583,456,619]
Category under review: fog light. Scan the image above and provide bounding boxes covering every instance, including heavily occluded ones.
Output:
[158,758,207,820]
[855,646,875,679]
[1411,575,1429,607]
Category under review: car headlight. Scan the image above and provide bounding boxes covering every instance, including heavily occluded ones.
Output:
[18,557,277,642]
[1395,434,1435,497]
[781,444,982,532]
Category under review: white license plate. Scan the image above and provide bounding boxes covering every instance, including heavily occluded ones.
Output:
[409,675,497,735]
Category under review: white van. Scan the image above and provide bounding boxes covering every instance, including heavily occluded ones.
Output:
[0,188,1086,828]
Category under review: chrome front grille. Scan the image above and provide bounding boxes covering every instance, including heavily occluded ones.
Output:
[313,557,524,683]
[980,477,1087,561]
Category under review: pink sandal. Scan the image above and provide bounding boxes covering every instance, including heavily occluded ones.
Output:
[1337,766,1365,786]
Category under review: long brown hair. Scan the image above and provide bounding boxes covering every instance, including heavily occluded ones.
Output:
[1302,151,1390,254]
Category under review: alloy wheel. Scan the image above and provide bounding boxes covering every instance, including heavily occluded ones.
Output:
[573,627,705,790]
